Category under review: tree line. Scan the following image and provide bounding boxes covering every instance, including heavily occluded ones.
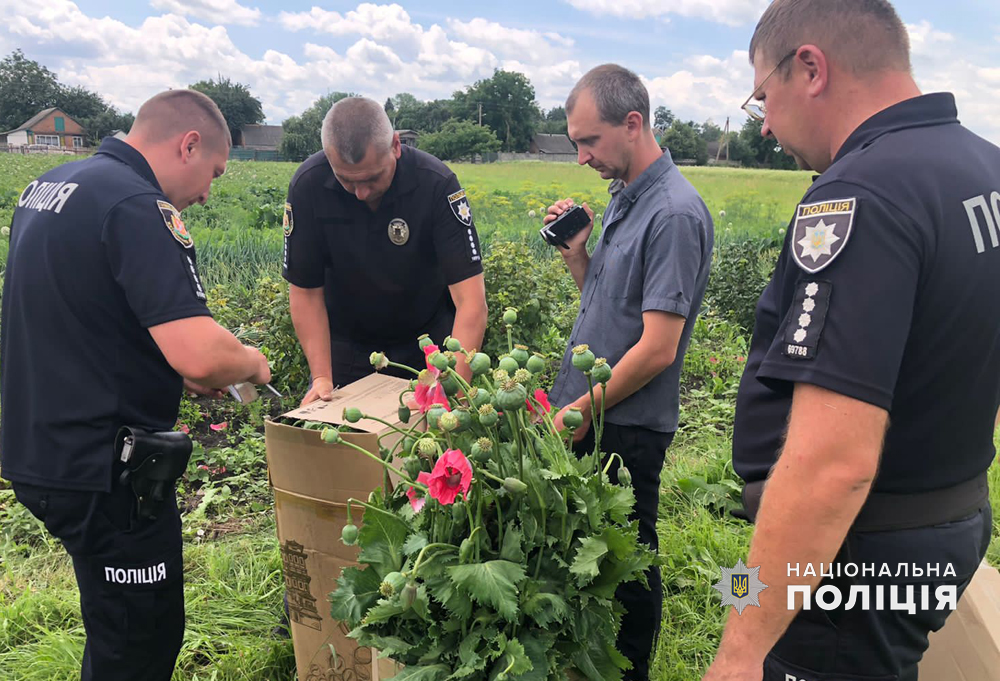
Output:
[1,50,795,170]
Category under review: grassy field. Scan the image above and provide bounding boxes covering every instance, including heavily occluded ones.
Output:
[0,152,997,680]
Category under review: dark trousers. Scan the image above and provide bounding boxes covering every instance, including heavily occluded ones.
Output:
[13,479,185,681]
[764,504,992,681]
[575,422,674,681]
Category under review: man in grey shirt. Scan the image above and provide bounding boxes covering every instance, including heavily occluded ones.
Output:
[546,64,714,680]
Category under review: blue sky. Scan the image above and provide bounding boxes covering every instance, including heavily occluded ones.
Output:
[3,0,999,143]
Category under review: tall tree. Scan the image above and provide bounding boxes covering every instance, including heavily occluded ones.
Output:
[653,106,675,130]
[190,76,265,144]
[661,120,708,165]
[452,70,541,152]
[537,106,568,135]
[0,49,61,131]
[279,92,355,162]
[738,117,798,170]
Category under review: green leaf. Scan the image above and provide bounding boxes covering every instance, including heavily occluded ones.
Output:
[357,508,411,578]
[569,536,608,586]
[447,560,526,621]
[393,664,452,681]
[571,485,600,529]
[425,574,473,619]
[600,485,635,525]
[374,636,415,658]
[521,592,569,628]
[488,637,532,680]
[329,566,382,627]
[508,632,552,681]
[403,532,429,556]
[500,526,524,563]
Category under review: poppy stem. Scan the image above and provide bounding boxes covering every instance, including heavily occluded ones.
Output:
[337,438,423,489]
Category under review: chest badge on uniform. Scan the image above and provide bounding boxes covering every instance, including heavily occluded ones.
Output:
[791,197,856,273]
[448,188,473,226]
[388,218,410,246]
[283,202,294,237]
[156,200,193,249]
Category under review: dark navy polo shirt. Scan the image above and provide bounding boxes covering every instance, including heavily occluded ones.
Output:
[1,138,212,492]
[281,145,483,351]
[733,93,1000,493]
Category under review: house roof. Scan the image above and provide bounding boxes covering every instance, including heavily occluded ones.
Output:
[532,133,576,154]
[4,107,67,134]
[240,124,283,148]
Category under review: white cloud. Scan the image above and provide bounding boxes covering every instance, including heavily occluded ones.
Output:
[446,18,574,63]
[562,0,769,27]
[643,51,753,125]
[906,20,954,55]
[149,0,261,27]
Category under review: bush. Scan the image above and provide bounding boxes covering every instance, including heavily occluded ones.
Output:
[703,234,781,334]
[480,239,579,374]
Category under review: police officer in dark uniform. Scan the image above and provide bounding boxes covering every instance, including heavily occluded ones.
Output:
[0,90,271,681]
[704,2,1000,680]
[282,97,487,405]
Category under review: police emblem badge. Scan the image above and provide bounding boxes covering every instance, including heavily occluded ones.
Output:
[712,558,768,615]
[157,200,193,248]
[448,189,473,226]
[791,197,856,273]
[283,202,294,237]
[388,218,409,246]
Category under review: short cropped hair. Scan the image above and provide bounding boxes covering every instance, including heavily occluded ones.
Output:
[566,64,651,129]
[749,0,911,75]
[131,89,231,149]
[321,97,394,164]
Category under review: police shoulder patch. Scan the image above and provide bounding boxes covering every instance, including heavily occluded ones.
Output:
[157,200,193,249]
[791,197,856,273]
[448,188,473,226]
[782,280,832,360]
[283,202,294,237]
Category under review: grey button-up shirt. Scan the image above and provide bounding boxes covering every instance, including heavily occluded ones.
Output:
[549,149,713,433]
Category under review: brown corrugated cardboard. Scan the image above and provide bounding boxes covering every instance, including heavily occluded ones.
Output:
[919,561,1000,680]
[265,373,410,681]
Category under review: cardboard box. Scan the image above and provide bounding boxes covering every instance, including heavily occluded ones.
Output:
[265,373,410,681]
[919,561,1000,680]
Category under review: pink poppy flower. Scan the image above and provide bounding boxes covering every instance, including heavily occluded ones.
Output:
[178,424,190,434]
[526,389,552,414]
[425,449,473,505]
[209,422,228,431]
[414,368,450,413]
[407,472,432,513]
[708,357,719,364]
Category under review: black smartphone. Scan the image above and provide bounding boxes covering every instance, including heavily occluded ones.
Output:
[539,205,590,250]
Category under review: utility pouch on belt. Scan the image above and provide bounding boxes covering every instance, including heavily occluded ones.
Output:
[115,426,193,520]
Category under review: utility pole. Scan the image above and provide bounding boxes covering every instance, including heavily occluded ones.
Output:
[478,102,482,126]
[717,116,731,163]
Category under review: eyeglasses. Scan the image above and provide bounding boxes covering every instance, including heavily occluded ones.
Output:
[741,49,798,122]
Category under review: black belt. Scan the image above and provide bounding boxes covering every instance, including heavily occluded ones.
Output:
[737,471,988,532]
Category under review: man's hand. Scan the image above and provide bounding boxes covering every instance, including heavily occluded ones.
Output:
[544,198,594,255]
[183,378,226,398]
[553,401,591,442]
[245,346,272,385]
[301,376,335,406]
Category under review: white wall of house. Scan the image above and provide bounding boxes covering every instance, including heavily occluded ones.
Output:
[7,131,28,146]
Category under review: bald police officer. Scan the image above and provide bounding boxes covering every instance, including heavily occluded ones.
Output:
[704,1,1000,680]
[283,97,487,403]
[1,90,271,681]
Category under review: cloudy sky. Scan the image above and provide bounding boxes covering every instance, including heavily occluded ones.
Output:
[2,0,999,143]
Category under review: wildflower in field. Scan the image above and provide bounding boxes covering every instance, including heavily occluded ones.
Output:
[209,421,228,431]
[425,449,472,505]
[719,210,726,218]
[528,210,536,218]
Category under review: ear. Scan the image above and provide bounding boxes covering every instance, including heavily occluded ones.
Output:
[796,45,829,99]
[180,130,202,162]
[625,111,644,140]
[391,132,402,160]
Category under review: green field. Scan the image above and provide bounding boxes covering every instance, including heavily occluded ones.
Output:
[0,153,997,681]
